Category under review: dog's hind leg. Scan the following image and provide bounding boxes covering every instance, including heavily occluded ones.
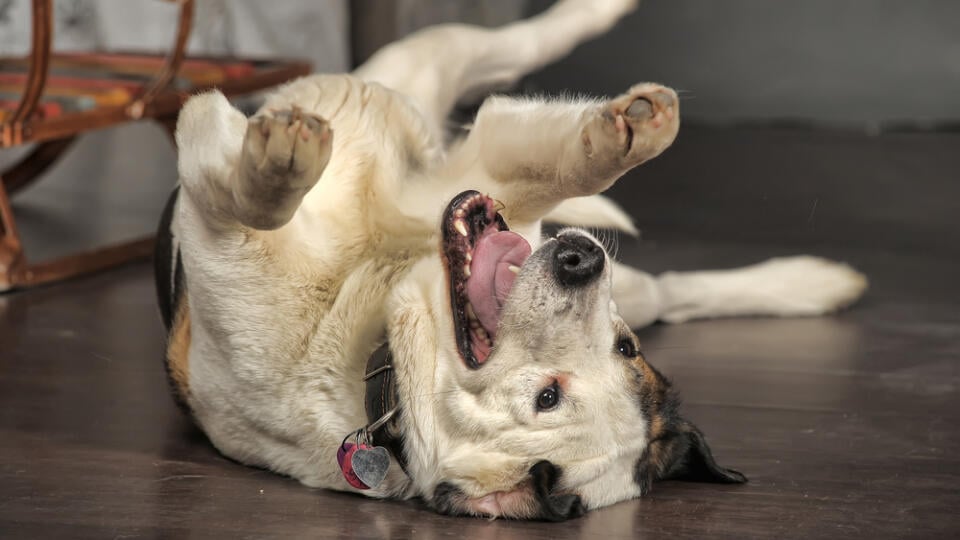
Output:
[611,261,663,329]
[545,195,639,237]
[176,91,332,231]
[612,257,869,328]
[353,0,637,136]
[654,256,869,324]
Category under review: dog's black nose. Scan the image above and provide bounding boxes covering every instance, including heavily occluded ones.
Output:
[553,234,604,287]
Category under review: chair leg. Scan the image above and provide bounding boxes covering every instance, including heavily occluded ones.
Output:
[0,171,154,292]
[14,236,155,290]
[0,181,27,291]
[2,137,76,195]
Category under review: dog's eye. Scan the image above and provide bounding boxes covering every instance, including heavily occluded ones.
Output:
[617,337,638,358]
[536,383,560,411]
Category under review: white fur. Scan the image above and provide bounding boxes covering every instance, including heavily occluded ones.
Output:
[169,0,867,519]
[657,256,869,324]
[546,195,639,236]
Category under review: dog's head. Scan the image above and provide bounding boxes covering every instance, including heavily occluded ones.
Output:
[395,191,745,520]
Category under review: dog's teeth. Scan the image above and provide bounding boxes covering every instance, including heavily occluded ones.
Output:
[508,265,520,274]
[465,252,472,263]
[454,219,468,237]
[454,208,465,218]
[463,264,472,278]
[466,304,481,330]
[476,327,488,341]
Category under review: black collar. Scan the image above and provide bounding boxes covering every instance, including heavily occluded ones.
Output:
[364,343,409,473]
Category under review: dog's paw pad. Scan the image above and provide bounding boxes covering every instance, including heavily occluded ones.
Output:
[583,83,679,166]
[244,107,333,182]
[625,97,653,119]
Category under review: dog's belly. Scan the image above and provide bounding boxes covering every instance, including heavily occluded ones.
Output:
[172,195,422,485]
[166,72,442,487]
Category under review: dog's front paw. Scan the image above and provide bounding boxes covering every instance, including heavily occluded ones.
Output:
[242,107,333,190]
[581,84,679,172]
[232,107,333,230]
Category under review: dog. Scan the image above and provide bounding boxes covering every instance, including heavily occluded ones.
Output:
[155,0,867,520]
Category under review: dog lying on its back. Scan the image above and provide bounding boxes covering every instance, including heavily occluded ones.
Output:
[156,0,867,520]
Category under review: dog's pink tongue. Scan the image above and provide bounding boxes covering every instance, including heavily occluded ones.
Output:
[465,230,531,338]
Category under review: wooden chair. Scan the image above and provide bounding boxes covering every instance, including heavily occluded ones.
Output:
[0,0,311,291]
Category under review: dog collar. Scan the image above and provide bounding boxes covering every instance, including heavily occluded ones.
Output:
[363,343,409,473]
[336,343,409,490]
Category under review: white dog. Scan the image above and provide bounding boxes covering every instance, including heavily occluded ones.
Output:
[155,0,867,520]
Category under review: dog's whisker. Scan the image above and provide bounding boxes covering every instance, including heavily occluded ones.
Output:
[589,226,621,261]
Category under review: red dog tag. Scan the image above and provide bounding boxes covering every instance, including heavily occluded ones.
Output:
[337,442,390,490]
[337,442,368,489]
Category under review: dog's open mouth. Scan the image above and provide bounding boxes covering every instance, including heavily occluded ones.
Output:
[442,191,532,369]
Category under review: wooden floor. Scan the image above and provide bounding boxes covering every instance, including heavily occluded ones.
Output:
[1,123,958,538]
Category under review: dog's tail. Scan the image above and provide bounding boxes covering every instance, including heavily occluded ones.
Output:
[543,194,639,236]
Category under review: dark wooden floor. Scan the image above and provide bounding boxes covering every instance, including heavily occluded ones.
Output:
[1,123,958,539]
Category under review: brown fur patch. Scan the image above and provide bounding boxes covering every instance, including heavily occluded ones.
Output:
[630,352,745,493]
[633,356,670,439]
[630,355,679,493]
[166,298,192,404]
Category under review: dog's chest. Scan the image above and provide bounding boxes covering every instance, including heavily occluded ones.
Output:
[304,251,423,358]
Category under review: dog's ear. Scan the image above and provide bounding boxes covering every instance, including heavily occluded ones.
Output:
[636,420,746,494]
[430,460,585,521]
[528,460,586,521]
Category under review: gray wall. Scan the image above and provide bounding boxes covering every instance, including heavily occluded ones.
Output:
[527,0,960,129]
[350,0,527,66]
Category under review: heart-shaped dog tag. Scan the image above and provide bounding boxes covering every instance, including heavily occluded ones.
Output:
[351,445,390,489]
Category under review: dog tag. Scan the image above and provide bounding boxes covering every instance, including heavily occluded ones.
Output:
[351,445,390,489]
[337,442,369,490]
[337,442,390,490]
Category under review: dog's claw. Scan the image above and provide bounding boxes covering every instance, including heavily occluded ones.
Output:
[244,107,332,178]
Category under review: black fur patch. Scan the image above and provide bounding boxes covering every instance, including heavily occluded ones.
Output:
[430,482,466,517]
[430,461,585,521]
[528,460,586,521]
[154,186,183,331]
[153,186,192,414]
